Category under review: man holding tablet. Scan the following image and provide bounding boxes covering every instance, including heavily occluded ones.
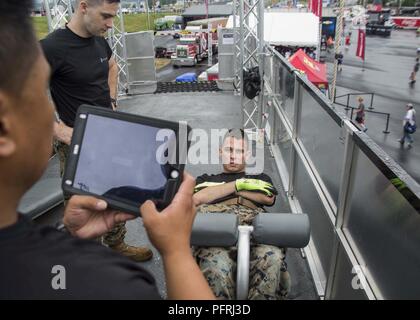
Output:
[41,0,153,261]
[0,0,214,299]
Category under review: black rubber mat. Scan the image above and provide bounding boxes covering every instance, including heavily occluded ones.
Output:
[155,81,220,93]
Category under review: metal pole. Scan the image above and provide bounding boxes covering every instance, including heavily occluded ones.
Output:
[208,27,213,66]
[345,94,350,110]
[239,0,245,126]
[257,0,264,130]
[288,76,302,197]
[330,0,345,102]
[145,0,151,30]
[119,10,129,95]
[67,0,73,16]
[317,21,322,62]
[44,0,53,33]
[369,93,374,110]
[207,0,212,67]
[383,115,390,134]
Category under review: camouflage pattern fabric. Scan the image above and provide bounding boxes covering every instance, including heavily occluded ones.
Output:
[55,140,127,246]
[102,222,127,246]
[55,140,70,177]
[194,203,290,300]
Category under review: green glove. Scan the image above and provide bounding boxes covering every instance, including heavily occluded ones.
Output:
[194,181,226,193]
[235,178,277,197]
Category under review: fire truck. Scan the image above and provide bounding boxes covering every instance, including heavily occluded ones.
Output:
[171,26,209,67]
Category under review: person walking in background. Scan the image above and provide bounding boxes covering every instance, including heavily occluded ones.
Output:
[327,36,334,53]
[345,33,351,51]
[337,52,344,72]
[355,97,367,132]
[414,58,419,75]
[411,58,420,87]
[409,70,416,86]
[399,103,417,148]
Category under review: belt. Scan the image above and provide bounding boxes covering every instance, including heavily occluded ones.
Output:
[217,196,259,210]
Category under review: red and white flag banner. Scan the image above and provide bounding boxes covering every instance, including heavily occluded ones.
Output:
[356,29,366,60]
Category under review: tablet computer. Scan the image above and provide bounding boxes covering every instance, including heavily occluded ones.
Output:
[62,105,190,216]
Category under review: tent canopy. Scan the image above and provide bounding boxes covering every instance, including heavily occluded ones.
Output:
[289,49,328,87]
[265,12,319,47]
[226,12,319,47]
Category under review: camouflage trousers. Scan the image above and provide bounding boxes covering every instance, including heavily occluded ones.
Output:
[55,140,126,246]
[193,204,290,300]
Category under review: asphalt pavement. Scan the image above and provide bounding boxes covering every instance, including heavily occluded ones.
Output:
[326,28,420,183]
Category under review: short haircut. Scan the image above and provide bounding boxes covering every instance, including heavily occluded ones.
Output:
[81,0,121,6]
[223,128,249,147]
[0,0,39,95]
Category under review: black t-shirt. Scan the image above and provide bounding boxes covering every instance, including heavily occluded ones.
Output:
[40,26,113,127]
[0,215,161,299]
[195,172,277,207]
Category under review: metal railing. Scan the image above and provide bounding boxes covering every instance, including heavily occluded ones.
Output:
[333,92,391,134]
[334,92,375,111]
[262,44,420,300]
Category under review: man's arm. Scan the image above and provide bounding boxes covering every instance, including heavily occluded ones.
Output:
[236,191,275,206]
[63,174,215,300]
[54,121,73,145]
[141,174,215,299]
[193,181,236,206]
[193,179,276,206]
[108,57,118,110]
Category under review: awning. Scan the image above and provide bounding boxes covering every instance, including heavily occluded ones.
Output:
[289,49,328,87]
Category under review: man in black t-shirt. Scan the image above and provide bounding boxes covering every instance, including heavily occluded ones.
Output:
[0,0,214,300]
[41,0,152,262]
[193,129,290,300]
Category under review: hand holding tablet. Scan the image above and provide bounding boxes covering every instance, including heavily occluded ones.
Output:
[62,105,190,216]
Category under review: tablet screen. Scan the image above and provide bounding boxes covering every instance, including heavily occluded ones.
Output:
[72,114,177,207]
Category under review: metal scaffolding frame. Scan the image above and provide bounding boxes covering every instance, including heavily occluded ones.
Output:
[43,0,74,33]
[107,11,129,97]
[233,0,265,135]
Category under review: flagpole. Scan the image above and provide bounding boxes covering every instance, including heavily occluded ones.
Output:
[206,0,212,67]
[362,25,366,72]
[330,0,345,102]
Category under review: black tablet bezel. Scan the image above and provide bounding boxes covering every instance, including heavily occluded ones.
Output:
[62,104,190,216]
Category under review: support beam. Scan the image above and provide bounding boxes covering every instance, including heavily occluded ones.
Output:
[107,10,129,97]
[233,0,265,134]
[44,0,73,32]
[330,0,345,101]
